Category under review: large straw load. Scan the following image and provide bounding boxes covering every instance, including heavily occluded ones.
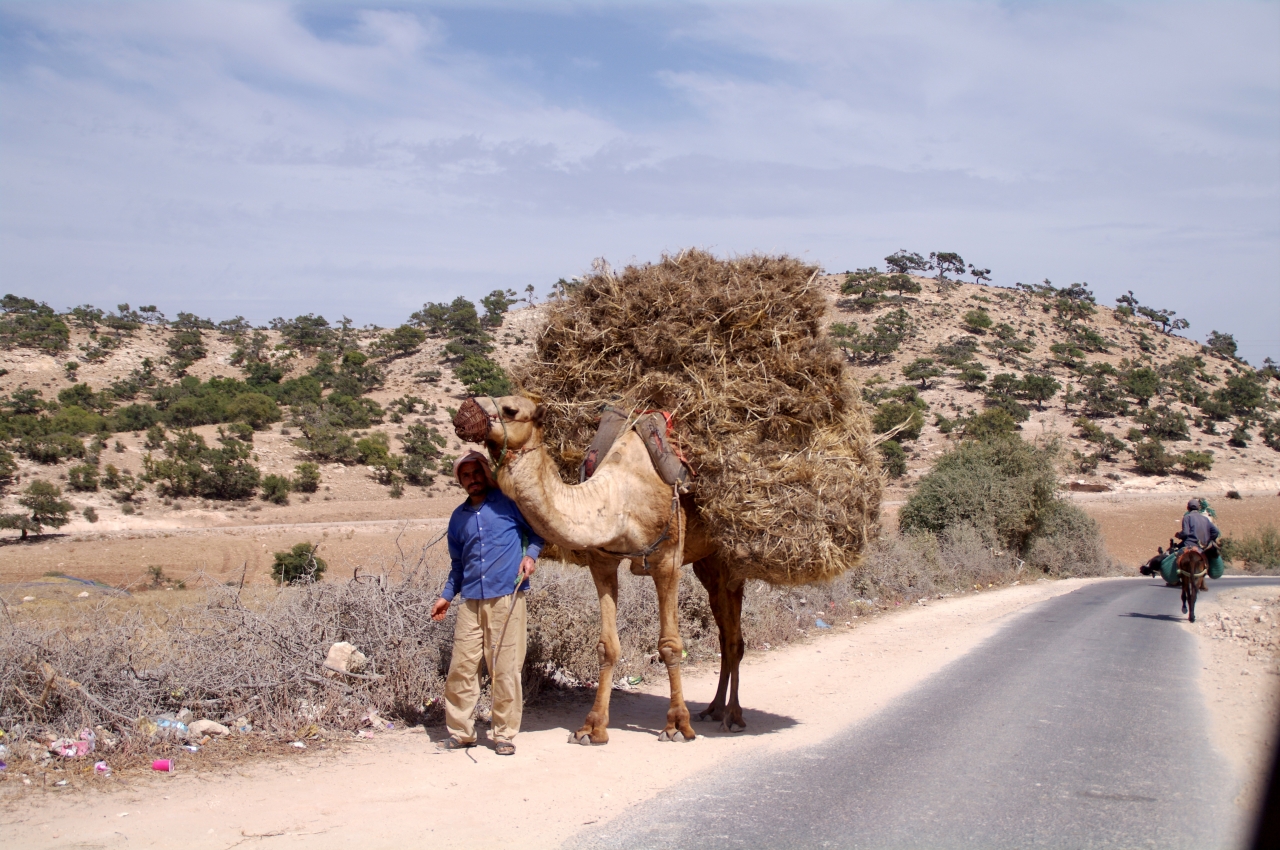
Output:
[512,249,882,586]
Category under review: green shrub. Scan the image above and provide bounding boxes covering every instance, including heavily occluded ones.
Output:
[1228,423,1250,448]
[1133,404,1190,441]
[453,354,512,396]
[220,422,255,443]
[260,474,292,505]
[1177,450,1214,475]
[225,393,282,430]
[1024,501,1112,576]
[67,463,100,492]
[899,434,1059,554]
[872,401,924,441]
[1221,526,1280,568]
[962,309,992,334]
[878,439,907,478]
[1262,419,1280,452]
[0,480,73,539]
[0,295,70,352]
[963,408,1019,440]
[292,462,321,493]
[143,428,260,500]
[272,542,327,584]
[20,433,85,464]
[1133,438,1176,475]
[356,431,400,485]
[82,506,98,523]
[0,447,15,490]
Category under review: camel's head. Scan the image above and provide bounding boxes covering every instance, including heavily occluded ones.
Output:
[454,395,545,454]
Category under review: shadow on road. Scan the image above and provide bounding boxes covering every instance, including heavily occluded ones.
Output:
[1121,612,1185,622]
[520,687,798,738]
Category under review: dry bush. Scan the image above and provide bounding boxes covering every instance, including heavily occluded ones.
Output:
[0,526,1114,758]
[513,249,882,585]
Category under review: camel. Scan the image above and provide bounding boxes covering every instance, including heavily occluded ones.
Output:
[456,395,748,745]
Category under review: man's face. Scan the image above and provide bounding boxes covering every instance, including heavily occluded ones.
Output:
[458,462,489,497]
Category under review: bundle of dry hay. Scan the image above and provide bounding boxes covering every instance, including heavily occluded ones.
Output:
[512,249,882,585]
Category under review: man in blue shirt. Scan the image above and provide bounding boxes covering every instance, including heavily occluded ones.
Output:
[431,450,543,755]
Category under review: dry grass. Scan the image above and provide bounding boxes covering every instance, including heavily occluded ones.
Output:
[0,522,1110,790]
[512,249,882,585]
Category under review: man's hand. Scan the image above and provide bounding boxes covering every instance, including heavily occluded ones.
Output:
[431,597,450,621]
[519,555,537,581]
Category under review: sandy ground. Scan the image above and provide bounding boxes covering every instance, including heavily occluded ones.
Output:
[1,579,1095,849]
[1190,581,1280,819]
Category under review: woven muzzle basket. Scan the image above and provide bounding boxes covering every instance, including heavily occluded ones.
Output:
[453,397,492,443]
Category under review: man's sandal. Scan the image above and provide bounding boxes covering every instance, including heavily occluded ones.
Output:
[436,737,476,752]
[494,740,516,756]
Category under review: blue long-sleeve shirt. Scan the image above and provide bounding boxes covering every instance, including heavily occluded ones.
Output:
[443,489,544,601]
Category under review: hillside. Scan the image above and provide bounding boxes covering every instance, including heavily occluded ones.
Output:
[0,268,1276,586]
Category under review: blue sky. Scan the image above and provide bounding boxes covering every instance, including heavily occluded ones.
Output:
[2,1,1277,364]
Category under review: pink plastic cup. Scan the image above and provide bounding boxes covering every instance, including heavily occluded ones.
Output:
[151,759,174,773]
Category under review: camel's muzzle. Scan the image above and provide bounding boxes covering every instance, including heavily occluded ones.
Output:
[454,397,493,443]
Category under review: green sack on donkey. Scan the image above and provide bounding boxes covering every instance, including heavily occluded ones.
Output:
[1161,548,1225,584]
[1207,550,1225,580]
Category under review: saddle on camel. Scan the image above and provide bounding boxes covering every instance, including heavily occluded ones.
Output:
[453,250,882,746]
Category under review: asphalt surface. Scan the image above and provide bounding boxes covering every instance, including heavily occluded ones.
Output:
[569,577,1280,850]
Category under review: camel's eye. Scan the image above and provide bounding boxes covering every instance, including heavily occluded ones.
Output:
[502,405,518,417]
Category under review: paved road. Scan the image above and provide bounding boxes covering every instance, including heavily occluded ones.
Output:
[571,577,1280,850]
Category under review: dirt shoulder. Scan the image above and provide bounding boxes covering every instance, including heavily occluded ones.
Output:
[1189,580,1280,824]
[2,578,1098,849]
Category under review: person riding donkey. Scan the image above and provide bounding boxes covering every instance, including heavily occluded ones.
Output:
[431,450,544,756]
[1175,498,1221,558]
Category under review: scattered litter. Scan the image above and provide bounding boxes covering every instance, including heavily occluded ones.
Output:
[77,592,89,598]
[627,675,644,686]
[681,649,688,659]
[323,641,368,675]
[233,717,252,734]
[357,730,375,739]
[0,762,7,771]
[187,719,229,737]
[296,723,320,739]
[815,619,830,629]
[94,761,110,776]
[22,596,34,602]
[181,744,200,753]
[151,759,175,772]
[51,729,95,759]
[54,779,68,786]
[289,741,307,749]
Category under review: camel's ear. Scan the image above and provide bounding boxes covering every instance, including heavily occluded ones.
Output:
[532,404,545,424]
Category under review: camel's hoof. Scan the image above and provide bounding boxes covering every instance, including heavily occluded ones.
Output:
[697,709,723,723]
[1189,613,1196,623]
[657,729,693,743]
[720,720,746,733]
[1182,604,1188,613]
[568,731,606,746]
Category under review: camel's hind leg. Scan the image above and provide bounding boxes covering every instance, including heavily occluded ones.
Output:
[692,557,746,733]
[651,560,696,743]
[692,558,729,723]
[569,560,621,745]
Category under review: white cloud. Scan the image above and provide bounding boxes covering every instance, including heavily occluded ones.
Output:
[0,1,1276,362]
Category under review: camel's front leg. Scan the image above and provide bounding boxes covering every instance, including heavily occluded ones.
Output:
[570,562,620,745]
[651,562,696,742]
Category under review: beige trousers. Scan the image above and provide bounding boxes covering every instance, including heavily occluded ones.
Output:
[444,594,527,743]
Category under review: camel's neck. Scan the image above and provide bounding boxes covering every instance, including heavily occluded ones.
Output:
[495,445,629,551]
